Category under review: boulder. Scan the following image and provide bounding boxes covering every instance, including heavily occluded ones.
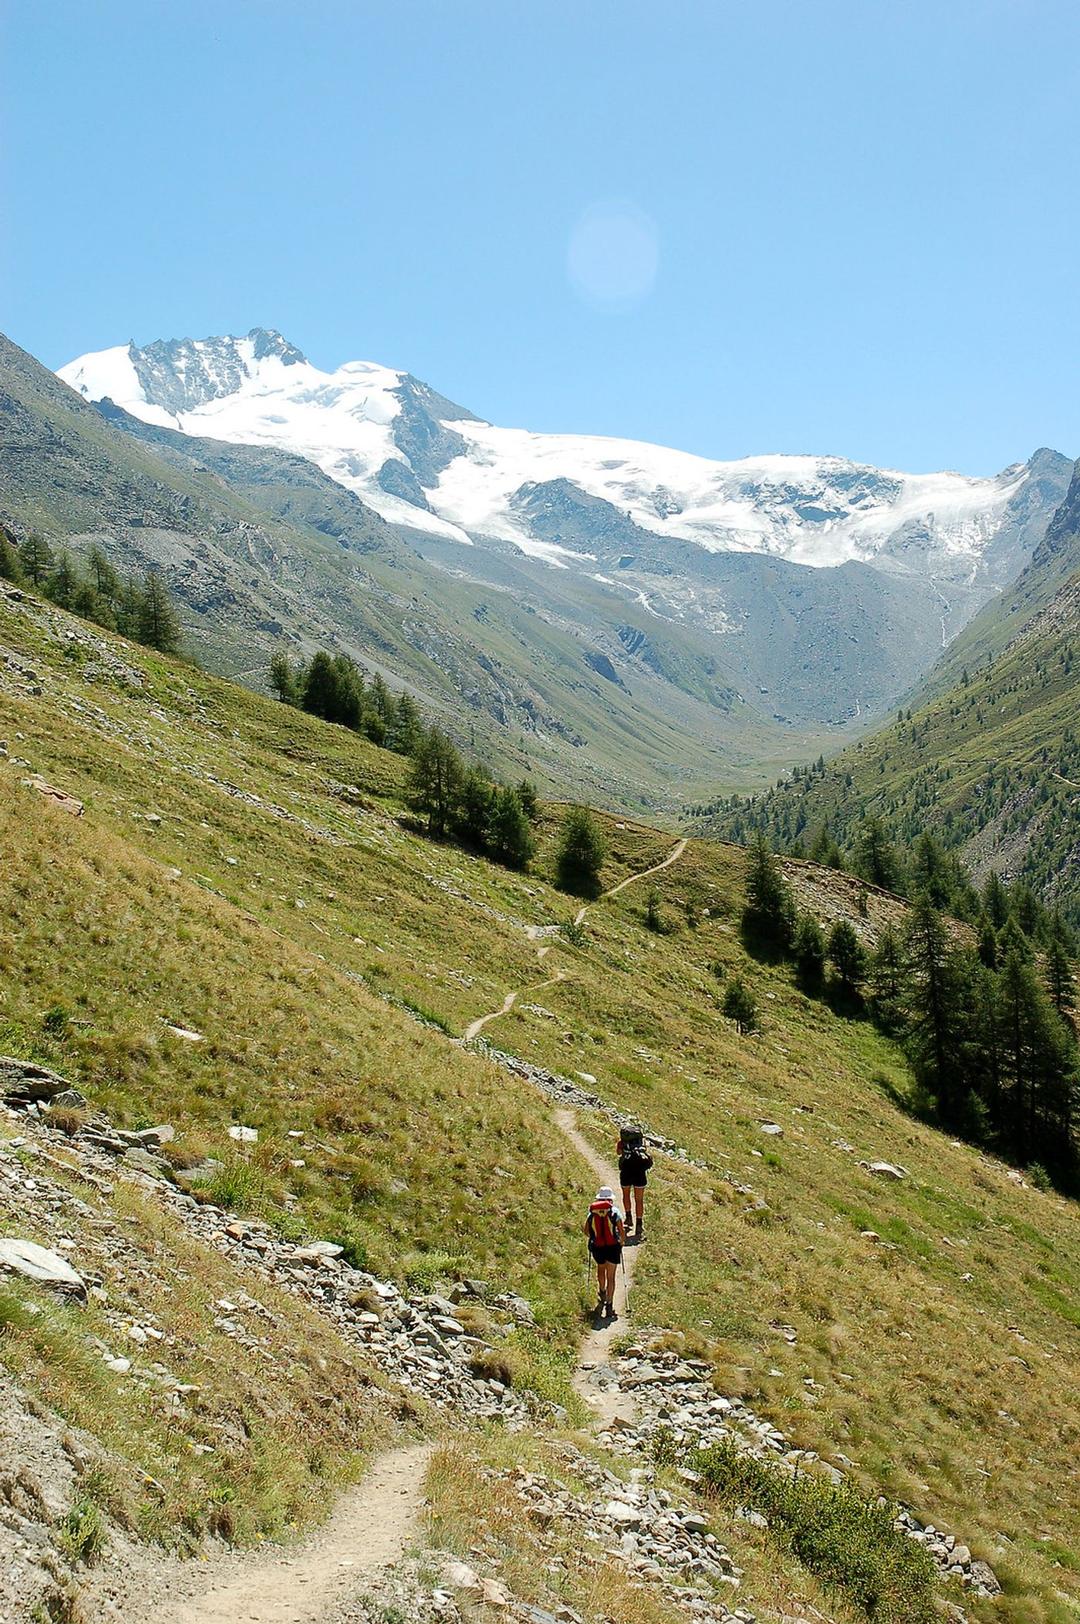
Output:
[867,1161,907,1180]
[0,1237,86,1298]
[23,775,83,816]
[0,1057,82,1108]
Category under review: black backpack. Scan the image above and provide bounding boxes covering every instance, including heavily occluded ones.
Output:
[620,1127,652,1174]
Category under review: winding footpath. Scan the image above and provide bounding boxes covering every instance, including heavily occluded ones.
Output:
[143,839,687,1623]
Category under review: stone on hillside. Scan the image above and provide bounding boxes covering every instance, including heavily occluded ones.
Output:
[227,1124,257,1143]
[0,1237,86,1297]
[164,1023,204,1043]
[23,775,83,816]
[867,1160,907,1180]
[604,1500,645,1527]
[47,1088,90,1110]
[0,1057,84,1108]
[758,1122,784,1137]
[441,1559,481,1591]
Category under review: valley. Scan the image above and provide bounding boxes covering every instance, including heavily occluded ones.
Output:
[2,582,1077,1624]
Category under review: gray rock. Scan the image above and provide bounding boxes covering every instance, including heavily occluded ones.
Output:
[0,1238,86,1297]
[0,1057,79,1107]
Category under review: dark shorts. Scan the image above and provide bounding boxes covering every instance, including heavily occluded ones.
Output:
[589,1242,622,1265]
[619,1161,648,1189]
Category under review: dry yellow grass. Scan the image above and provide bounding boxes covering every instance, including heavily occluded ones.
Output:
[1,592,1078,1618]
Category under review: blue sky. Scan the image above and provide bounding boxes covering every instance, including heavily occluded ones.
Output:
[3,0,1078,473]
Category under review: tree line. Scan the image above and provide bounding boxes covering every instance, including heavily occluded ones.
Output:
[742,834,1079,1191]
[0,531,182,654]
[269,650,424,753]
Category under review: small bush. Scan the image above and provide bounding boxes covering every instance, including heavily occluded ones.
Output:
[401,1249,467,1292]
[694,1439,936,1623]
[560,918,587,947]
[193,1155,273,1213]
[59,1497,108,1566]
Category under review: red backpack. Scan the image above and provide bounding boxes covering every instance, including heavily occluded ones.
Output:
[588,1200,622,1248]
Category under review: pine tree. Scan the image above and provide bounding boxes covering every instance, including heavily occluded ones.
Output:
[853,817,903,893]
[828,918,867,997]
[516,779,539,822]
[901,897,973,1126]
[86,543,120,602]
[644,888,664,933]
[977,914,999,970]
[137,570,181,653]
[868,925,905,1031]
[1047,937,1076,1020]
[488,786,535,871]
[114,575,145,639]
[19,532,54,586]
[741,832,795,951]
[302,652,338,720]
[555,806,606,898]
[389,692,422,755]
[47,552,78,610]
[995,945,1079,1174]
[455,767,495,849]
[406,728,464,839]
[722,976,758,1033]
[792,913,826,990]
[0,532,25,584]
[982,872,1009,929]
[269,652,300,704]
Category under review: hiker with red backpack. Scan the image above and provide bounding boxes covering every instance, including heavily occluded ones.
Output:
[617,1126,653,1238]
[584,1186,625,1320]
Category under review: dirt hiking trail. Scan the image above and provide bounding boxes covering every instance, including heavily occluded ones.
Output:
[557,1107,642,1430]
[144,841,684,1620]
[156,1444,431,1624]
[467,836,688,1039]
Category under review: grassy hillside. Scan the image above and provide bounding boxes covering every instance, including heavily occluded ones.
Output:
[2,583,1078,1621]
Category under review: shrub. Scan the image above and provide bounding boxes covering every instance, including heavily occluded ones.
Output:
[59,1498,108,1567]
[722,976,758,1033]
[694,1440,936,1623]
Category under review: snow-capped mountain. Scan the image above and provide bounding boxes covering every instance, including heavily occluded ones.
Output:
[58,329,1068,594]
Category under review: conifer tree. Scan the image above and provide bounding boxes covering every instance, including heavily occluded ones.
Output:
[516,779,539,822]
[828,918,867,997]
[853,817,903,893]
[1046,937,1076,1021]
[741,832,795,951]
[901,897,972,1126]
[456,767,495,849]
[792,912,826,990]
[488,785,535,871]
[47,552,78,610]
[555,806,606,898]
[389,692,422,755]
[406,728,464,839]
[722,975,758,1033]
[868,924,905,1031]
[982,872,1009,929]
[19,532,54,586]
[86,543,120,602]
[269,652,300,704]
[137,570,182,653]
[0,532,25,584]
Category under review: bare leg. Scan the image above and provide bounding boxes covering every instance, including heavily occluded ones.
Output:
[634,1187,645,1230]
[621,1184,633,1225]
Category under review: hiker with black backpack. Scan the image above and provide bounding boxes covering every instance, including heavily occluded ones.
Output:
[617,1126,653,1238]
[584,1186,625,1320]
